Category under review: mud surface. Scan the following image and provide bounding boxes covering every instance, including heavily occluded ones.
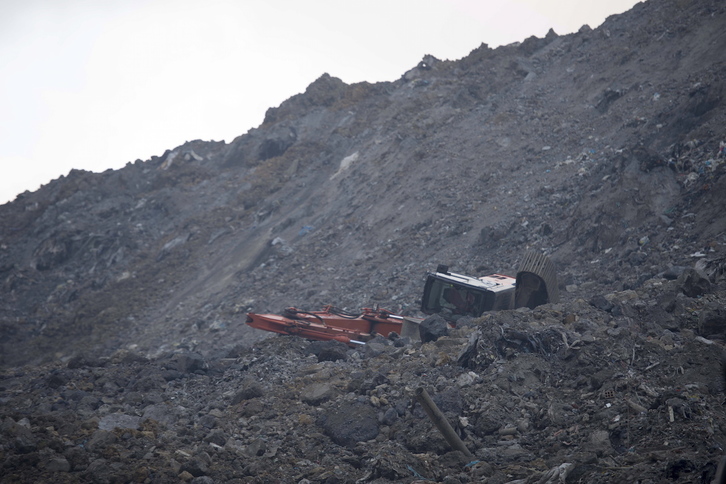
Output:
[2,0,726,481]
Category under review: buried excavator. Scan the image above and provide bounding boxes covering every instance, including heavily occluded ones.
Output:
[245,252,559,346]
[421,251,559,320]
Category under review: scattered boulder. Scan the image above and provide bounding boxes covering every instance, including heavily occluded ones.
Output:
[699,302,726,337]
[66,354,102,369]
[318,402,379,447]
[173,352,206,373]
[84,459,113,483]
[663,266,687,280]
[300,382,334,405]
[419,314,449,343]
[589,295,614,312]
[304,340,349,362]
[45,456,71,473]
[181,457,208,477]
[231,380,264,404]
[86,430,117,452]
[204,429,228,447]
[678,268,712,297]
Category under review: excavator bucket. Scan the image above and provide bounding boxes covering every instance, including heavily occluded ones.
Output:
[514,252,559,309]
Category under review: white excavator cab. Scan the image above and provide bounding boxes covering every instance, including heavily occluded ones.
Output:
[421,252,559,321]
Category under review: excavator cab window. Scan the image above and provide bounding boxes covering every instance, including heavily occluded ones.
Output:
[422,276,494,317]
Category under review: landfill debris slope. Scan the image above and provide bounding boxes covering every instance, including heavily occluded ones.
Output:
[1,0,726,482]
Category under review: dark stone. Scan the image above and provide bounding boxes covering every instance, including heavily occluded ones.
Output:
[665,459,695,479]
[142,404,179,426]
[394,398,410,417]
[439,450,471,468]
[663,266,686,280]
[198,415,217,429]
[45,456,71,472]
[161,369,183,381]
[318,402,379,447]
[246,439,266,457]
[477,222,514,247]
[84,458,113,483]
[699,303,726,337]
[432,387,463,417]
[62,389,89,401]
[362,336,389,358]
[67,354,103,369]
[182,458,208,477]
[257,126,297,161]
[132,374,166,392]
[678,268,711,298]
[540,222,554,236]
[473,414,501,436]
[2,452,40,470]
[86,430,117,452]
[47,371,67,389]
[348,371,388,394]
[64,446,90,471]
[419,314,449,343]
[191,477,215,484]
[238,399,265,418]
[231,381,264,404]
[9,424,38,453]
[659,292,678,313]
[204,429,228,447]
[381,407,399,426]
[589,295,613,312]
[346,374,365,393]
[173,352,206,373]
[393,336,411,347]
[300,382,333,406]
[305,340,349,362]
[33,234,74,271]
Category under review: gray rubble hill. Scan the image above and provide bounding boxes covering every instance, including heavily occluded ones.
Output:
[1,0,726,482]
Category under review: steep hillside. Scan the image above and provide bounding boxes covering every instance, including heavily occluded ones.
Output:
[3,0,724,367]
[1,0,726,480]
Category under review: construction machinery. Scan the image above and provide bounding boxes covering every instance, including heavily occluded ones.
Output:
[245,306,402,346]
[421,251,559,321]
[246,252,558,345]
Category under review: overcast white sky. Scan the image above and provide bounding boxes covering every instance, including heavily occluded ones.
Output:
[0,0,640,205]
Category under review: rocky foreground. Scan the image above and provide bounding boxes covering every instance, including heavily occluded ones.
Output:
[2,265,726,483]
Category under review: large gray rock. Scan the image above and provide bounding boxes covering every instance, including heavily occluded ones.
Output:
[300,382,334,405]
[204,429,228,447]
[84,458,113,483]
[317,401,379,447]
[63,446,90,471]
[305,340,349,362]
[678,268,711,297]
[419,314,449,343]
[86,430,117,452]
[1,418,38,453]
[173,352,206,373]
[699,302,726,337]
[231,380,264,404]
[45,456,71,473]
